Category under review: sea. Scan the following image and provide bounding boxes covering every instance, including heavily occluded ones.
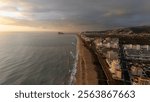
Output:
[0,32,77,85]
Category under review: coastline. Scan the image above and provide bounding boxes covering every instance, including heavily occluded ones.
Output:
[75,35,99,85]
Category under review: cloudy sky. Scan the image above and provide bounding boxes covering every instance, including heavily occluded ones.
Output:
[0,0,150,32]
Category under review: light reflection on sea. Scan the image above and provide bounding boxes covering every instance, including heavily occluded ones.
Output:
[0,32,77,85]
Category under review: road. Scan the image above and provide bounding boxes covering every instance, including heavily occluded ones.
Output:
[119,42,131,85]
[91,44,121,85]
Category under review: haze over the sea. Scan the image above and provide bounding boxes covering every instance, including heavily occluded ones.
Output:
[0,0,150,32]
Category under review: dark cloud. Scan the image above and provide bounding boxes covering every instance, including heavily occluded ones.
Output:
[0,0,150,31]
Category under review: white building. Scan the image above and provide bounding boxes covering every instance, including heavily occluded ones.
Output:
[136,45,141,50]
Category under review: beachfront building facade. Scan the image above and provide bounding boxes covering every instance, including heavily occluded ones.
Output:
[93,37,123,80]
[109,60,122,80]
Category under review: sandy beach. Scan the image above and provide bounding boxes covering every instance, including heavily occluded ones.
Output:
[75,36,99,85]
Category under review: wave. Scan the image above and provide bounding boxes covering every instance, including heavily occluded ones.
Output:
[68,37,78,85]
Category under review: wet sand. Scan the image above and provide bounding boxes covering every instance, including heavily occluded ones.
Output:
[75,36,99,85]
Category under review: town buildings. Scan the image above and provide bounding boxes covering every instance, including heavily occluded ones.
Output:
[80,33,150,85]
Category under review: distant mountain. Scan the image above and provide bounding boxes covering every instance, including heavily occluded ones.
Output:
[81,26,150,37]
[106,26,150,35]
[128,26,150,34]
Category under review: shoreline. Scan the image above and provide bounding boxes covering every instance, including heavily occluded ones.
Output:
[75,35,100,85]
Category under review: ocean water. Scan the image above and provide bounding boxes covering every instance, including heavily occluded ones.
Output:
[0,32,77,85]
